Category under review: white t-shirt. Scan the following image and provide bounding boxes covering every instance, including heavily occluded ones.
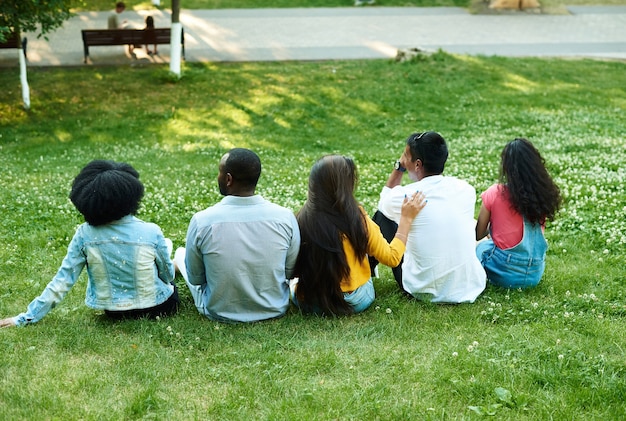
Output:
[378,175,486,303]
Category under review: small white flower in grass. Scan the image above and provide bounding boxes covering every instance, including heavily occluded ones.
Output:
[603,249,610,254]
[452,352,458,357]
[166,325,172,332]
[195,337,200,341]
[375,306,380,311]
[558,354,564,361]
[214,325,220,330]
[155,316,160,321]
[185,358,190,363]
[565,291,571,297]
[562,249,567,253]
[385,308,392,314]
[467,345,474,352]
[176,332,181,337]
[472,341,479,347]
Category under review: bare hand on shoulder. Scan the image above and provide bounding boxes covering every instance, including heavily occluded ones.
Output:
[401,191,427,220]
[0,318,16,328]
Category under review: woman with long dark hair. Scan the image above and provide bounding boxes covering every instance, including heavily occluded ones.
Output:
[476,138,562,288]
[292,155,426,316]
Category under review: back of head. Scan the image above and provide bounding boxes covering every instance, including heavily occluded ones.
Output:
[146,15,154,27]
[116,1,126,11]
[500,138,562,223]
[308,155,357,214]
[223,148,262,190]
[70,160,144,226]
[406,131,448,174]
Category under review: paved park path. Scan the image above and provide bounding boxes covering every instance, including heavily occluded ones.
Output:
[0,6,625,67]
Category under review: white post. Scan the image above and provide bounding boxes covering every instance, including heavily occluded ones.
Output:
[169,22,182,78]
[19,47,30,110]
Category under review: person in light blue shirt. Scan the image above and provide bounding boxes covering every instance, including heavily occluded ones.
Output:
[0,160,178,328]
[174,148,301,323]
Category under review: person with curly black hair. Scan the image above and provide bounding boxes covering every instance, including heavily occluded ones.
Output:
[0,160,178,328]
[476,138,562,288]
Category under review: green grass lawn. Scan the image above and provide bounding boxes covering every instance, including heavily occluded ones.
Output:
[1,54,625,419]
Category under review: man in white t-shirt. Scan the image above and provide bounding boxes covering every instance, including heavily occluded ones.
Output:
[375,131,486,303]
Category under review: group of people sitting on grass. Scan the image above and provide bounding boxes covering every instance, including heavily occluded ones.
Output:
[0,131,562,327]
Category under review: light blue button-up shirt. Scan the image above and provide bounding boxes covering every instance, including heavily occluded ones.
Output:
[185,195,300,322]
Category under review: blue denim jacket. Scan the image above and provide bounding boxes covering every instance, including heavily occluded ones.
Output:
[14,215,175,326]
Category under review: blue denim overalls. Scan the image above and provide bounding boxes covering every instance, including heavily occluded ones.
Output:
[476,219,547,289]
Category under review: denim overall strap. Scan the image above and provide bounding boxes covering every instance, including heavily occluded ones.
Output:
[477,219,548,289]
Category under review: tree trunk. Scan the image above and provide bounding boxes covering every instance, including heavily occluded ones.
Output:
[170,0,182,77]
[17,29,30,110]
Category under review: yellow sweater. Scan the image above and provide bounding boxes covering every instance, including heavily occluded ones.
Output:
[341,213,406,292]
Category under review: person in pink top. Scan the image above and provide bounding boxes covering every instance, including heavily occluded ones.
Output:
[475,138,562,289]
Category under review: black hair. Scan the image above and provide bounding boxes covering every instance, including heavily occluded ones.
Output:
[294,155,368,316]
[500,138,562,224]
[70,160,144,226]
[223,148,261,188]
[406,131,448,174]
[146,15,154,28]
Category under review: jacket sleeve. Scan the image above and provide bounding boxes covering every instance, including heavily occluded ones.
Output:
[154,227,175,284]
[14,228,86,326]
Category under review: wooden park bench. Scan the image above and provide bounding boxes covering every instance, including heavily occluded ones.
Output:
[81,27,185,63]
[0,31,28,60]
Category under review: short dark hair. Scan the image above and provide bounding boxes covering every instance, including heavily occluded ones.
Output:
[70,160,144,226]
[406,131,448,174]
[115,2,126,9]
[223,148,261,188]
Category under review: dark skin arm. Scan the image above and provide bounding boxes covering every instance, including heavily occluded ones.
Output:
[475,204,491,241]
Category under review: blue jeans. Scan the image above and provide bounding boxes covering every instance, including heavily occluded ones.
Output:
[290,279,375,314]
[476,219,547,289]
[343,279,376,313]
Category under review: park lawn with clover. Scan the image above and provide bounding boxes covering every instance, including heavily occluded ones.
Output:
[0,54,625,420]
